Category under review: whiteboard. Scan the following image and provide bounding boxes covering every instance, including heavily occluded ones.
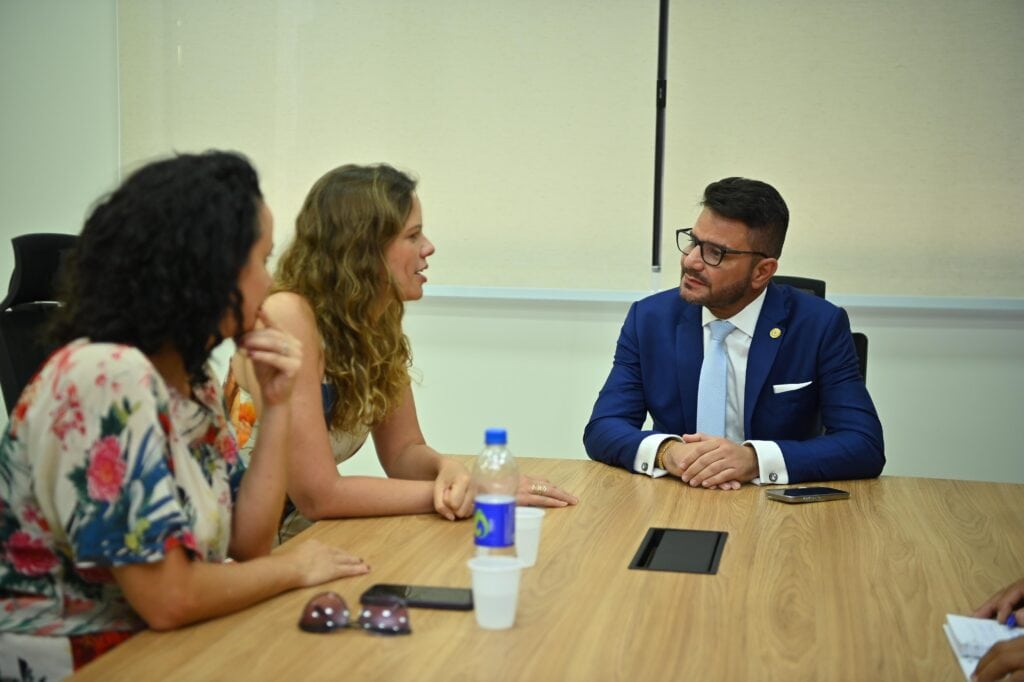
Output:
[118,0,1024,297]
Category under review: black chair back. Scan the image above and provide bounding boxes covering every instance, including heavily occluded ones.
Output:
[772,275,826,299]
[852,331,868,381]
[771,274,868,381]
[0,233,77,412]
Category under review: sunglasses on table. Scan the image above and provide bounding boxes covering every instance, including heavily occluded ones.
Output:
[298,591,411,635]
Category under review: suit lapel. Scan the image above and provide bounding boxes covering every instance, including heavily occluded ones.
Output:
[675,303,704,432]
[744,284,789,435]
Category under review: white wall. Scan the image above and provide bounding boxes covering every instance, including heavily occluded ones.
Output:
[116,0,658,292]
[115,0,1024,297]
[0,0,120,417]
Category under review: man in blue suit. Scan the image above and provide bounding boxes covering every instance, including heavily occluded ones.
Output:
[584,177,884,488]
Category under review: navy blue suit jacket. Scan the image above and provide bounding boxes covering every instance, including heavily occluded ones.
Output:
[583,284,884,482]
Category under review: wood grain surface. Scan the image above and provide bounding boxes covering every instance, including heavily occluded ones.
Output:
[72,458,1024,681]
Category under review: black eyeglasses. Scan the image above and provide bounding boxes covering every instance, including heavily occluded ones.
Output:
[299,591,411,635]
[676,228,770,267]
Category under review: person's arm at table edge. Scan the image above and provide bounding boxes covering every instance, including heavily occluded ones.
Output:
[113,541,368,631]
[759,307,884,483]
[583,302,659,471]
[972,637,1024,682]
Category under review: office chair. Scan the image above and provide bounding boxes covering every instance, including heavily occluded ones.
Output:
[852,331,868,381]
[771,275,826,299]
[0,233,77,412]
[771,275,868,380]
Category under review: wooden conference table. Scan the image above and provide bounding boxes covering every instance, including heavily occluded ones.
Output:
[74,458,1024,681]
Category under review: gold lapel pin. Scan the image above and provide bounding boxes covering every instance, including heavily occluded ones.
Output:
[770,327,782,339]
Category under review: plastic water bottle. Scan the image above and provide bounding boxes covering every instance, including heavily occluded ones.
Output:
[473,428,519,557]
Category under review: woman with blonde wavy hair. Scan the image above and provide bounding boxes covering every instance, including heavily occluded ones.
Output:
[227,164,577,541]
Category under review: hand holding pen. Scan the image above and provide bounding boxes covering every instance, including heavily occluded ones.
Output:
[973,577,1024,628]
[971,578,1024,682]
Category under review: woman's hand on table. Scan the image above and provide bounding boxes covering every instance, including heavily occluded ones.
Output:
[433,461,580,516]
[282,540,370,586]
[434,458,474,521]
[516,474,579,508]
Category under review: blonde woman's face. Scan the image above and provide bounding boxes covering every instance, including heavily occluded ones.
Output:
[384,194,434,301]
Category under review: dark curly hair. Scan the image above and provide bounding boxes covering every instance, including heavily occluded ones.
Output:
[52,150,263,385]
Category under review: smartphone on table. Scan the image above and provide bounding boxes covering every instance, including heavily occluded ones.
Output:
[360,584,473,611]
[766,486,849,504]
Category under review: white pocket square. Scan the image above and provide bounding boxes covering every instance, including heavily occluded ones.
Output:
[773,381,812,394]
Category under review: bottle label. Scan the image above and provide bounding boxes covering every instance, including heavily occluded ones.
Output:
[473,495,515,548]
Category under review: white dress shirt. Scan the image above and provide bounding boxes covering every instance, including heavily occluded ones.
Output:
[633,288,790,485]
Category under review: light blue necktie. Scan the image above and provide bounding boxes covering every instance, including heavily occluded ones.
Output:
[696,319,735,437]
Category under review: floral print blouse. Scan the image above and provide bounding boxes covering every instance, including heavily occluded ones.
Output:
[0,340,244,642]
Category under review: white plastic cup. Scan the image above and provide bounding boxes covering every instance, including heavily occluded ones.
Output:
[514,507,546,568]
[467,556,522,629]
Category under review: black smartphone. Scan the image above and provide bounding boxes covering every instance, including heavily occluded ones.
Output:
[360,584,473,611]
[766,486,850,504]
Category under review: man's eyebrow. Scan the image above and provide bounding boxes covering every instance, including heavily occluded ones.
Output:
[692,232,729,250]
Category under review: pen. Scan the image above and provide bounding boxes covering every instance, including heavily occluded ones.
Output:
[1008,613,1018,629]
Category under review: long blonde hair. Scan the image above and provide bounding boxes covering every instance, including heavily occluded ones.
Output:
[274,164,415,433]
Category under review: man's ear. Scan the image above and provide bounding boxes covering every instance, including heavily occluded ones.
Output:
[751,258,779,290]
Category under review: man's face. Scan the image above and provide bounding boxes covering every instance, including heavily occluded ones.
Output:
[679,208,766,318]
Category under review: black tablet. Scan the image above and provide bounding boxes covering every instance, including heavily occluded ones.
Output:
[628,527,727,574]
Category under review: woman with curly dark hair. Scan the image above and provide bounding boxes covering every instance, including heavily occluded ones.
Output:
[227,163,577,542]
[0,151,369,677]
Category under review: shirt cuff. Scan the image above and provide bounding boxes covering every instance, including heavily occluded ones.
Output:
[746,440,788,485]
[634,434,678,478]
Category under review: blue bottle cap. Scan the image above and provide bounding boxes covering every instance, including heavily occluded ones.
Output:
[484,428,507,445]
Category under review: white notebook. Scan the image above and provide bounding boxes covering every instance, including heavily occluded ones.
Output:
[944,613,1024,680]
